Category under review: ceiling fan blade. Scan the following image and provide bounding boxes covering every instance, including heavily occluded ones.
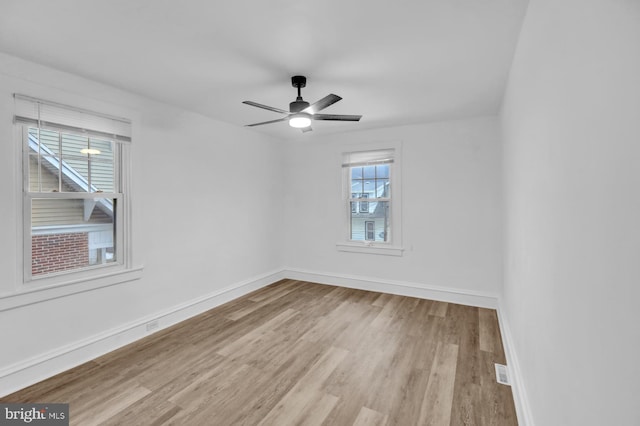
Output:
[302,94,342,114]
[245,117,289,127]
[242,101,288,114]
[301,126,313,133]
[312,113,362,121]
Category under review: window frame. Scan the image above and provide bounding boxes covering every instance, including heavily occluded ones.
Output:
[22,126,127,283]
[337,142,403,256]
[11,95,140,297]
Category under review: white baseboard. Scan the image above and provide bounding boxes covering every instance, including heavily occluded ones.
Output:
[0,269,286,398]
[496,300,535,426]
[283,268,500,309]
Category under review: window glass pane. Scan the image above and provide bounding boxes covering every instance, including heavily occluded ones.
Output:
[28,128,61,192]
[363,180,375,193]
[376,164,390,178]
[363,165,375,179]
[350,201,389,242]
[34,128,60,157]
[87,138,115,193]
[359,193,369,213]
[27,128,116,194]
[39,155,62,192]
[376,178,390,197]
[28,153,61,192]
[60,133,89,193]
[61,133,89,158]
[345,153,393,245]
[28,153,39,192]
[31,197,116,276]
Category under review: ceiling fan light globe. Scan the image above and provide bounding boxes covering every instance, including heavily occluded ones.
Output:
[289,114,311,128]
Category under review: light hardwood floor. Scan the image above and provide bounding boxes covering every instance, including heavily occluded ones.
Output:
[2,280,518,425]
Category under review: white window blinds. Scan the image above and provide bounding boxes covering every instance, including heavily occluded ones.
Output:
[342,148,394,168]
[13,94,132,143]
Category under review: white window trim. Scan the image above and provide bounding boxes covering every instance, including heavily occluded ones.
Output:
[0,266,144,312]
[5,95,142,311]
[337,141,403,256]
[336,241,404,256]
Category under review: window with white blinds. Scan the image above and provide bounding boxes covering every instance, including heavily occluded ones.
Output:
[15,94,133,282]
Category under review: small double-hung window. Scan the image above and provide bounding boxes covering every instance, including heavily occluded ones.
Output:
[349,160,391,242]
[14,94,132,283]
[339,147,403,256]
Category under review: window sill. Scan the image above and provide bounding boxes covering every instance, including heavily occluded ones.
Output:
[0,266,144,312]
[336,242,404,256]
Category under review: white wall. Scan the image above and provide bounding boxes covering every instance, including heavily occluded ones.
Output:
[0,53,285,394]
[501,0,640,425]
[0,53,505,395]
[283,117,503,299]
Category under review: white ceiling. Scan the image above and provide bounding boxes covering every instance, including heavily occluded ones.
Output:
[0,0,528,140]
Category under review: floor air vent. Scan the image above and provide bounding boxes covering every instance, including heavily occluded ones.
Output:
[495,363,511,386]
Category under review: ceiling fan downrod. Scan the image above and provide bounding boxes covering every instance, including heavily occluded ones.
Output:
[290,75,309,113]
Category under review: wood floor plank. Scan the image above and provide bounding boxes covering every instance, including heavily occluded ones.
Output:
[479,307,506,363]
[381,327,439,425]
[369,294,408,333]
[478,350,519,425]
[247,279,297,302]
[258,346,349,426]
[228,281,301,320]
[1,280,518,426]
[330,301,382,352]
[294,392,340,426]
[0,361,103,403]
[450,382,482,426]
[352,406,388,426]
[428,300,449,317]
[371,292,393,307]
[299,301,354,344]
[71,383,151,426]
[418,342,460,426]
[224,338,328,425]
[216,308,298,356]
[321,335,393,425]
[406,298,435,337]
[450,305,483,426]
[366,333,425,415]
[98,389,182,426]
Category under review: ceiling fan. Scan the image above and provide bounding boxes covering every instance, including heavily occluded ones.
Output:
[243,76,362,133]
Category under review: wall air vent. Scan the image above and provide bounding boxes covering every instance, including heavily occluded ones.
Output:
[495,363,511,386]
